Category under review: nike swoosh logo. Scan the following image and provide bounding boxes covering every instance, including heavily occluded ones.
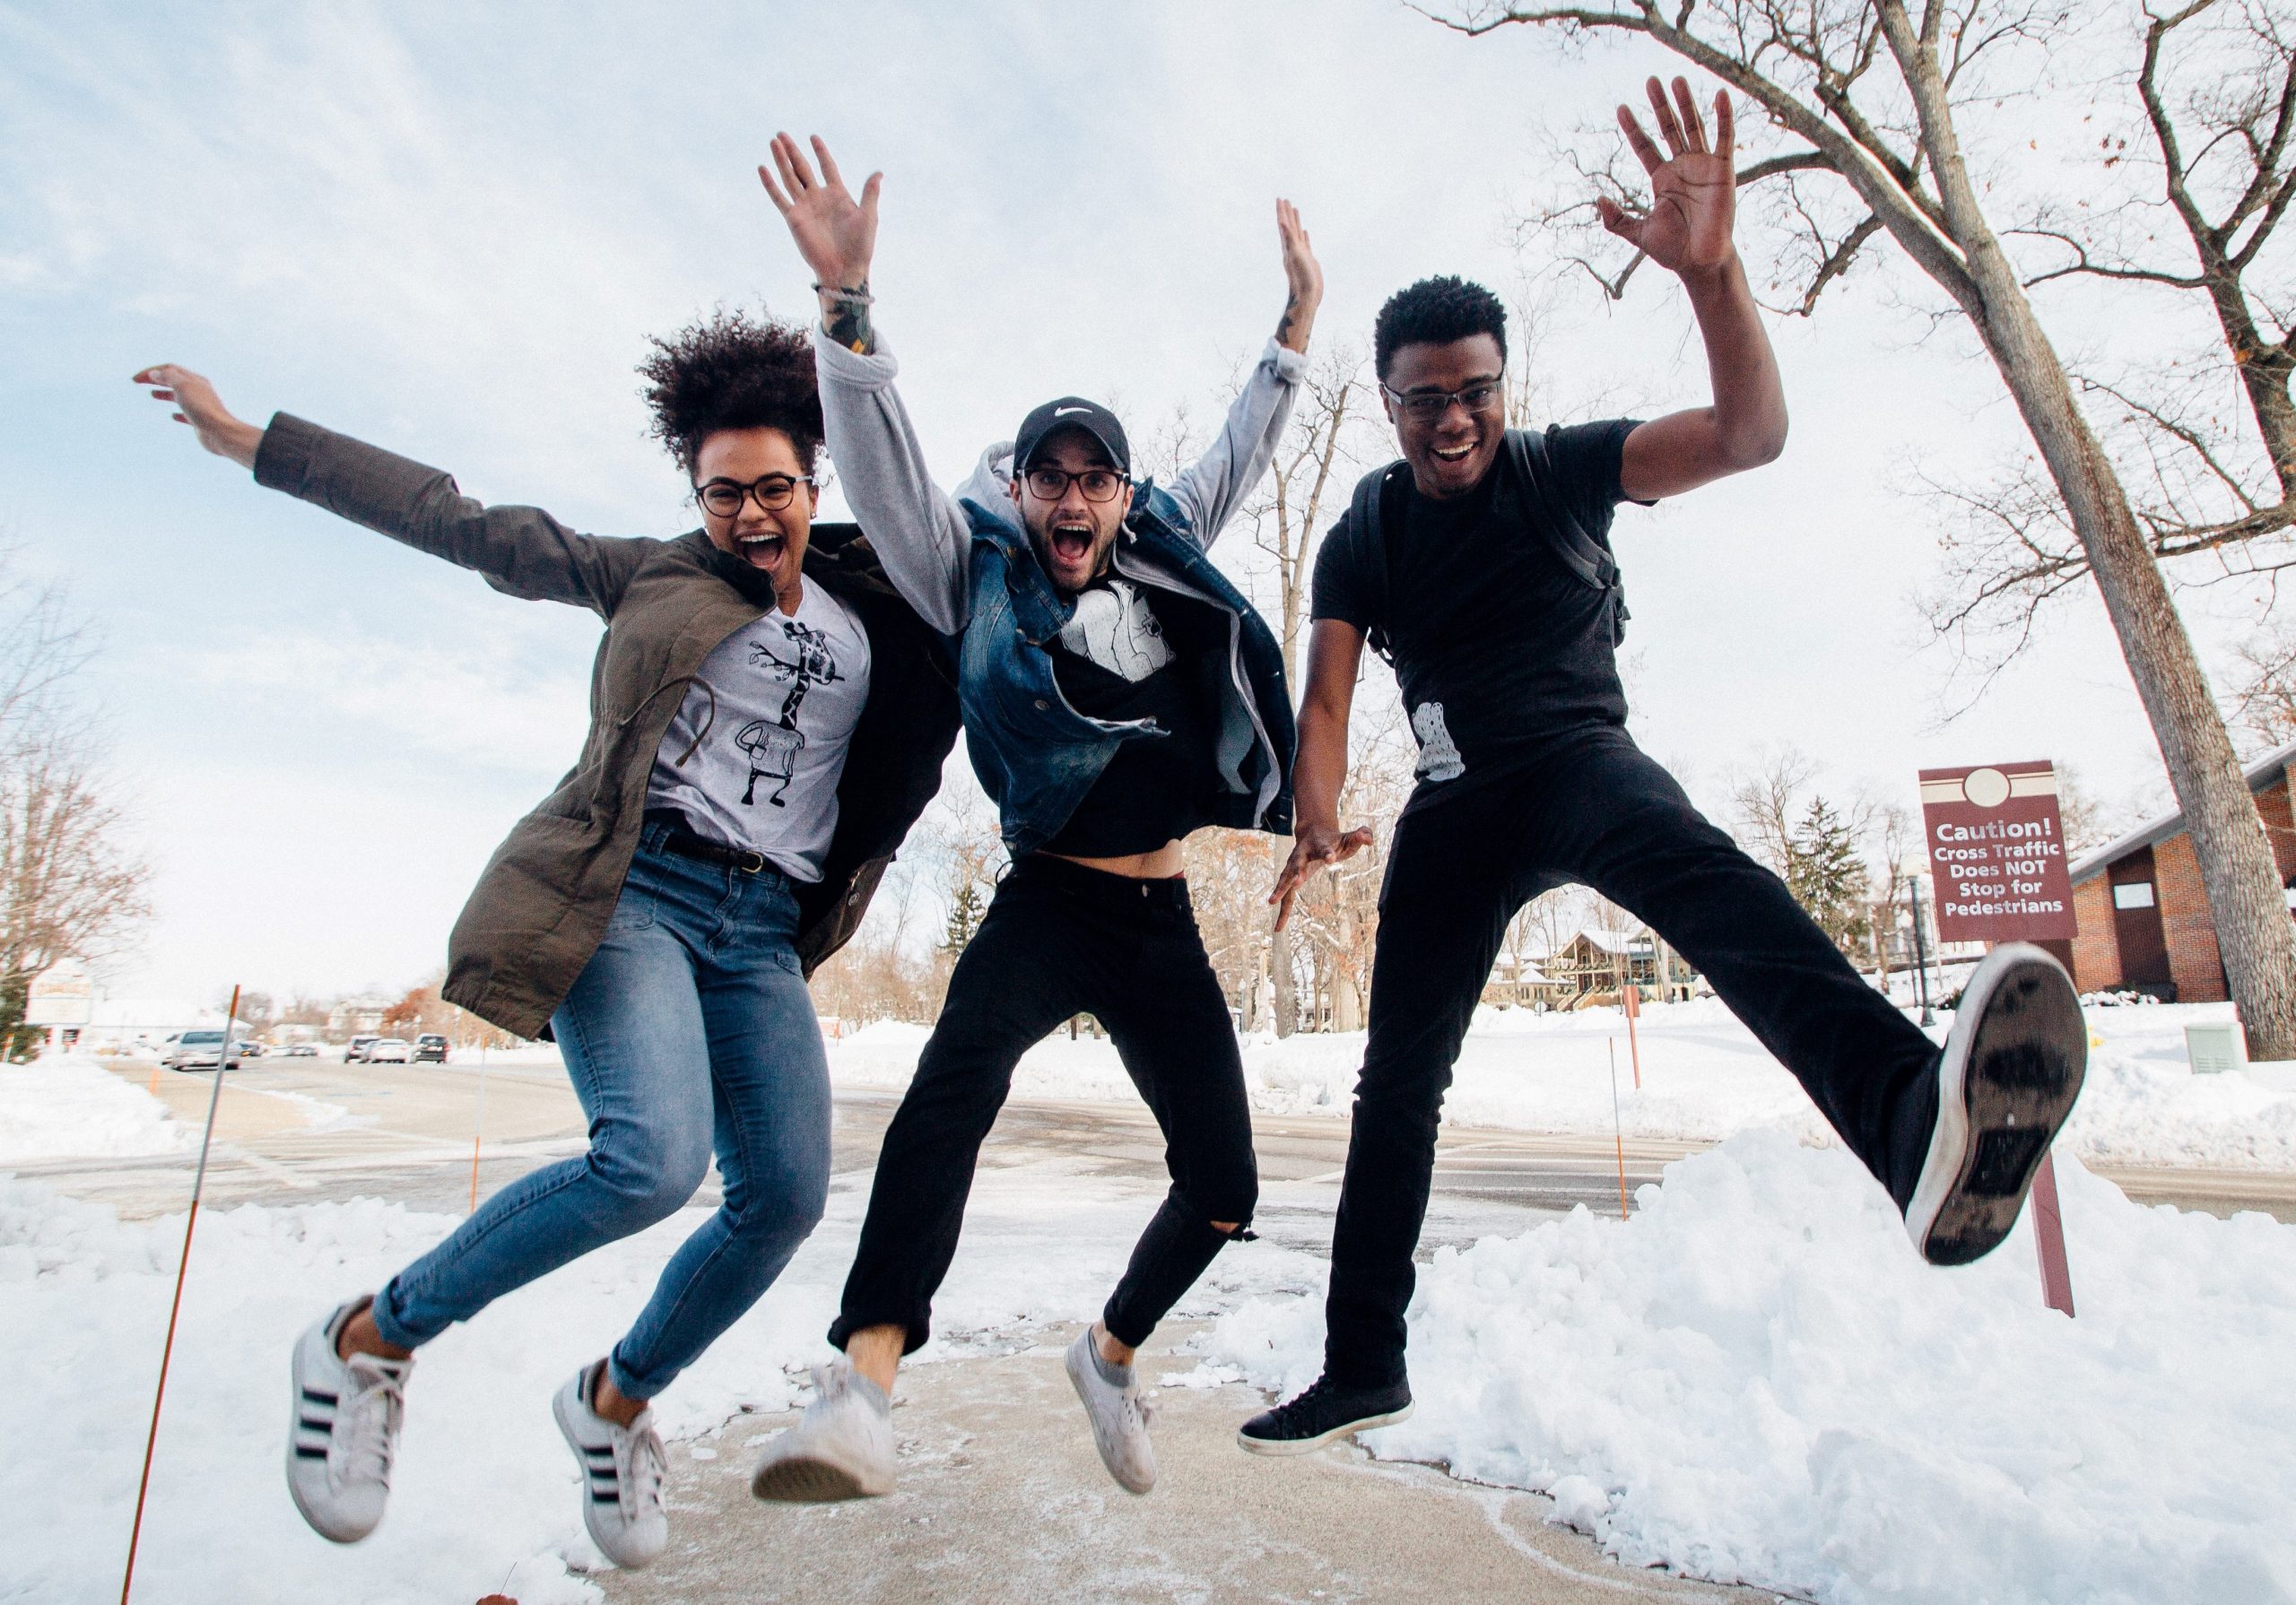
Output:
[1054,405,1091,416]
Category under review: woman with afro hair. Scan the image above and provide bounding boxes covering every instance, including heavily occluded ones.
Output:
[134,310,957,1568]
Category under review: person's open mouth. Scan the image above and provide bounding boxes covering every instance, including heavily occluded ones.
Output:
[738,531,787,569]
[1431,443,1476,464]
[1048,522,1093,566]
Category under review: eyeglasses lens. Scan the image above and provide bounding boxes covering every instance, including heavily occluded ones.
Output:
[700,478,799,516]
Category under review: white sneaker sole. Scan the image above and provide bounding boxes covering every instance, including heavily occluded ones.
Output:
[1905,942,2087,1266]
[750,1444,894,1503]
[1234,1404,1413,1457]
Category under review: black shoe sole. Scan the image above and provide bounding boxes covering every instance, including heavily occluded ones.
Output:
[1909,947,2087,1267]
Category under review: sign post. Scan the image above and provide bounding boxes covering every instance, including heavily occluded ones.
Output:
[1917,761,2079,1318]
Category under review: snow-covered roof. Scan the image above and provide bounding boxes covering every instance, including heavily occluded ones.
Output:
[2066,734,2296,886]
[1569,929,1652,956]
[1490,955,1558,983]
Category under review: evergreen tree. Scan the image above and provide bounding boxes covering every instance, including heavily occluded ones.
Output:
[1786,798,1872,960]
[943,879,985,956]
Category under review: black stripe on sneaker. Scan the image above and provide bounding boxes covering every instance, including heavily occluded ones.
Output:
[299,1417,331,1432]
[293,1445,329,1460]
[301,1388,336,1406]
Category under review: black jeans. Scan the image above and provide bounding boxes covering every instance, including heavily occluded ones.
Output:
[831,854,1257,1354]
[1325,727,1942,1387]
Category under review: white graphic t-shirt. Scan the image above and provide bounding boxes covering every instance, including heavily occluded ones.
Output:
[646,582,871,882]
[1057,577,1175,682]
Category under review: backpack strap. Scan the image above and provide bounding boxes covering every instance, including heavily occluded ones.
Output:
[1505,429,1630,645]
[1344,461,1409,664]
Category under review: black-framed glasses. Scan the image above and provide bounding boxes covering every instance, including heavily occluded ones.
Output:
[1379,378,1506,421]
[696,474,813,517]
[1021,465,1129,504]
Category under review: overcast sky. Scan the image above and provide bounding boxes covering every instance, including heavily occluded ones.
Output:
[2,0,2260,1008]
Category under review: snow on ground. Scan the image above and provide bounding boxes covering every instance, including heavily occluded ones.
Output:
[832,999,2296,1171]
[0,1160,1322,1604]
[0,1054,192,1166]
[1202,1132,2296,1605]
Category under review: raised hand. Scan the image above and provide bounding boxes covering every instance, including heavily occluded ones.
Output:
[1274,197,1322,354]
[131,364,263,468]
[759,133,881,294]
[1598,77,1737,279]
[1267,821,1375,931]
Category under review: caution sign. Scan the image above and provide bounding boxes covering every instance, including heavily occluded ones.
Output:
[25,959,94,1027]
[1918,762,2076,941]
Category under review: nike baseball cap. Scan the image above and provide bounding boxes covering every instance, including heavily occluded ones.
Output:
[1012,396,1131,478]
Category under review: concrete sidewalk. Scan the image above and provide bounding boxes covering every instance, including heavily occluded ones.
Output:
[599,1323,1772,1605]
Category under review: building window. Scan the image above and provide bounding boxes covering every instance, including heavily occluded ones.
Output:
[2112,881,2156,910]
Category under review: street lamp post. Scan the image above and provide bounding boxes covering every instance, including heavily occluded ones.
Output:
[1909,876,1935,1027]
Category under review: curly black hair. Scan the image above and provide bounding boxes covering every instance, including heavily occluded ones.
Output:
[637,308,823,475]
[1371,276,1509,379]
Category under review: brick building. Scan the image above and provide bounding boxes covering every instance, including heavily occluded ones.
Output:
[2060,737,2296,1001]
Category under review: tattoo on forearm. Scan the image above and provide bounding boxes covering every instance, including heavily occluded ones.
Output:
[818,282,876,355]
[1275,293,1299,347]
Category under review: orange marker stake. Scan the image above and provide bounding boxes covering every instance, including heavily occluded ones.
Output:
[1609,1040,1630,1221]
[121,985,238,1604]
[468,1044,489,1215]
[1622,982,1643,1089]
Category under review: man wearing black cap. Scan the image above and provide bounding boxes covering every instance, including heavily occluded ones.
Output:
[748,134,1319,1501]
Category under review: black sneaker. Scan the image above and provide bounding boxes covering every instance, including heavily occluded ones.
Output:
[1904,942,2087,1267]
[1236,1375,1413,1456]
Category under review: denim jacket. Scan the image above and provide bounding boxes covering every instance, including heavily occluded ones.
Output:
[812,327,1306,855]
[956,483,1295,855]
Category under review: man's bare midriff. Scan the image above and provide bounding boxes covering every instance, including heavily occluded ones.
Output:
[1039,839,1186,880]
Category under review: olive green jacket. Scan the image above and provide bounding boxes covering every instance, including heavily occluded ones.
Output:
[254,413,960,1039]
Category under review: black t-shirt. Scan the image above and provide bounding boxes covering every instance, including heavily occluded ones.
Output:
[1041,579,1225,857]
[1311,421,1643,807]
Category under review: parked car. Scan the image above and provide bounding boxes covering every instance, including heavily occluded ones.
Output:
[281,1043,319,1058]
[413,1034,448,1063]
[234,1039,265,1058]
[344,1035,381,1063]
[161,1030,244,1072]
[367,1037,413,1063]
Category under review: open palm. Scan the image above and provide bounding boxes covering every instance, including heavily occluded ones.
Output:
[760,133,880,290]
[1598,77,1737,275]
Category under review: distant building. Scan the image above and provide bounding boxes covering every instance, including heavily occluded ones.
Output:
[2061,736,2296,1002]
[1481,954,1572,1010]
[326,995,394,1037]
[1542,929,1701,1006]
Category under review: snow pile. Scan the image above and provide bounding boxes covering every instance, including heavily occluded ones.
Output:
[2061,1003,2296,1171]
[828,998,2296,1171]
[0,1055,191,1167]
[0,1159,1322,1602]
[1205,1132,2296,1605]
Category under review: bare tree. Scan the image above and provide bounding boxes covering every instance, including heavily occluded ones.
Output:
[2229,618,2296,750]
[0,547,148,1055]
[1432,0,2296,1054]
[1229,348,1373,1034]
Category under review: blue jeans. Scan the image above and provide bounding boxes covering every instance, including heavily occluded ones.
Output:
[372,823,832,1400]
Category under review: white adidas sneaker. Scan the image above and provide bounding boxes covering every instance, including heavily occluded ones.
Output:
[1905,942,2088,1266]
[552,1365,668,1570]
[285,1298,412,1543]
[1065,1326,1156,1495]
[749,1358,897,1502]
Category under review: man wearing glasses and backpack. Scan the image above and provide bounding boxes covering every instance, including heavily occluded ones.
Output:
[1245,77,2090,1453]
[744,134,1318,1500]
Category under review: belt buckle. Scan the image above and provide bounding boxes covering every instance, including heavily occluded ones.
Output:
[737,848,768,875]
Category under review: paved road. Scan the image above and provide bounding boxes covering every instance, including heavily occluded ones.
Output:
[40,1054,2296,1227]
